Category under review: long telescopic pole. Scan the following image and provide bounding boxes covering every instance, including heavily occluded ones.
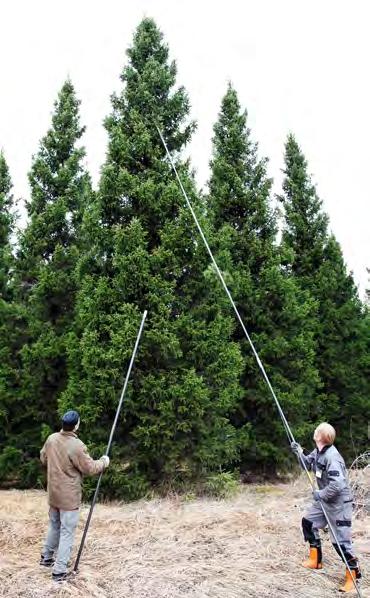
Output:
[156,126,362,597]
[73,309,148,573]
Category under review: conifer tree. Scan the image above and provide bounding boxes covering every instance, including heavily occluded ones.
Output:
[0,153,25,480]
[0,152,15,416]
[12,81,92,482]
[280,134,370,454]
[207,86,319,472]
[0,152,14,299]
[62,19,244,499]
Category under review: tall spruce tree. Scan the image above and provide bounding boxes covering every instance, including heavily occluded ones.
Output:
[207,86,319,473]
[11,81,92,483]
[0,153,25,480]
[61,19,244,499]
[279,134,370,455]
[0,152,14,299]
[0,153,15,427]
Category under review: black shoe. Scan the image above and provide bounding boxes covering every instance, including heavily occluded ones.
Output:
[52,572,70,582]
[40,555,55,567]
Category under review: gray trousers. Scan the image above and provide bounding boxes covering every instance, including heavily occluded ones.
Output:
[303,498,356,561]
[42,507,80,574]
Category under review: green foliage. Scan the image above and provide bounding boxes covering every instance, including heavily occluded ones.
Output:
[204,471,239,499]
[0,19,367,497]
[207,86,319,472]
[0,446,22,481]
[0,445,43,487]
[278,134,329,280]
[61,19,245,499]
[83,462,150,502]
[2,80,93,481]
[0,152,14,299]
[0,155,26,476]
[279,135,370,456]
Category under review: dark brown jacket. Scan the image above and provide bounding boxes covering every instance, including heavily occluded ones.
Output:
[40,430,105,510]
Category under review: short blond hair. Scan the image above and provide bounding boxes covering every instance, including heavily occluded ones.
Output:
[314,422,336,445]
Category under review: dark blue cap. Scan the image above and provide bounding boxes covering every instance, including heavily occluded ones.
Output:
[62,410,80,426]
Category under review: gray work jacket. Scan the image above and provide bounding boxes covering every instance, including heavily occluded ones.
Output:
[302,444,352,503]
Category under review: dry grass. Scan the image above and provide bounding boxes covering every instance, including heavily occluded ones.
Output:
[0,477,369,597]
[350,454,370,519]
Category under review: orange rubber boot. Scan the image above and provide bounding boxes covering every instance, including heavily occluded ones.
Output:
[302,546,323,570]
[339,569,361,593]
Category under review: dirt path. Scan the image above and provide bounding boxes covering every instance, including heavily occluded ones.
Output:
[0,480,369,597]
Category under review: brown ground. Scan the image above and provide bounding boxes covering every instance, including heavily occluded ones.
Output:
[0,477,369,598]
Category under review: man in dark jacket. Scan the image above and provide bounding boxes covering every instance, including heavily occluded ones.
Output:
[292,422,361,593]
[40,410,109,582]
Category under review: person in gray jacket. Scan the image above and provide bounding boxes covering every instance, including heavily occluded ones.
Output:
[291,422,361,593]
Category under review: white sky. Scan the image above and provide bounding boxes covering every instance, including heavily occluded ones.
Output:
[1,0,369,297]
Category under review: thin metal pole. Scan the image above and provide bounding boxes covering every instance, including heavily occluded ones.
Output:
[73,309,148,573]
[156,126,294,444]
[157,126,362,597]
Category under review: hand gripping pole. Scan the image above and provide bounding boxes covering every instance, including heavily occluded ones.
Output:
[73,309,147,573]
[156,126,362,597]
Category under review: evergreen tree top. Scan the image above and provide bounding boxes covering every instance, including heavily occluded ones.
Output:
[208,83,274,241]
[280,134,363,313]
[0,151,14,299]
[99,18,196,236]
[17,79,90,276]
[28,79,86,217]
[280,134,328,243]
[279,134,331,279]
[212,84,255,168]
[0,151,13,249]
[0,152,12,199]
[107,17,194,156]
[127,18,169,73]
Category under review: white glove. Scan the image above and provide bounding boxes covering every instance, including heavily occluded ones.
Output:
[101,455,110,468]
[290,442,303,456]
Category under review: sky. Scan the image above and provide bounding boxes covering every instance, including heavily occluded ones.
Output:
[1,0,369,297]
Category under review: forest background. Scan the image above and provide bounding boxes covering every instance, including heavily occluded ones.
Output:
[0,17,369,500]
